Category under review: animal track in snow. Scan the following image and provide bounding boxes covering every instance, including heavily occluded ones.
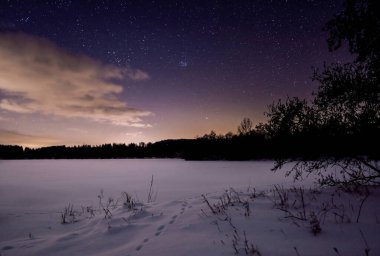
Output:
[169,215,178,224]
[132,200,191,253]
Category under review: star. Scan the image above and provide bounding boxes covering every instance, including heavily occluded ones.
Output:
[20,16,30,23]
[0,0,351,146]
[179,60,188,68]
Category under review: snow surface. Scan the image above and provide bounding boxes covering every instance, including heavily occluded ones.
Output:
[0,160,379,255]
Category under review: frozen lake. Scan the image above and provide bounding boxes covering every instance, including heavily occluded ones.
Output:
[0,159,312,241]
[1,160,378,256]
[0,159,308,211]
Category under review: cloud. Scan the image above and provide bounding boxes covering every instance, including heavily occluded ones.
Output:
[0,130,61,148]
[0,32,152,127]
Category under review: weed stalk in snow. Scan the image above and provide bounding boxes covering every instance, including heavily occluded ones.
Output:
[147,174,156,203]
[60,203,76,224]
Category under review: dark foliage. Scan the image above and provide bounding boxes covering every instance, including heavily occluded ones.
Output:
[324,0,380,67]
[237,117,253,136]
[269,0,380,187]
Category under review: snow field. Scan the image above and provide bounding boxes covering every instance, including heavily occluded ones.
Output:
[1,185,379,256]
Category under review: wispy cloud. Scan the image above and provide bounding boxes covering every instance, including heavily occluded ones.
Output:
[0,32,152,127]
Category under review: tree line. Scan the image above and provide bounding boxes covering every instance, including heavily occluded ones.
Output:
[0,115,377,160]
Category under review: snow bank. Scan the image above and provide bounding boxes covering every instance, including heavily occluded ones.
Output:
[1,185,379,256]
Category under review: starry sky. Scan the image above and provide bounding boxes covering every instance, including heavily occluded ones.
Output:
[0,0,351,148]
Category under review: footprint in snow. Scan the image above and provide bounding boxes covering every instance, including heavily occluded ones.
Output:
[132,201,191,254]
[169,215,177,224]
[153,225,165,237]
[134,238,149,251]
[136,244,143,251]
[2,245,14,250]
[179,200,190,215]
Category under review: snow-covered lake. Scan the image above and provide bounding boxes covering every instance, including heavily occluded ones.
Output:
[0,159,312,244]
[1,160,379,256]
[0,159,303,211]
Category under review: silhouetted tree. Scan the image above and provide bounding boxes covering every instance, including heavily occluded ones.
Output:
[203,130,217,140]
[0,145,23,159]
[313,63,380,136]
[261,98,316,138]
[224,131,234,140]
[271,0,380,187]
[324,0,380,68]
[237,117,253,136]
[321,0,380,136]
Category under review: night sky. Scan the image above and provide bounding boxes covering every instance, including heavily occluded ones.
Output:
[0,0,351,148]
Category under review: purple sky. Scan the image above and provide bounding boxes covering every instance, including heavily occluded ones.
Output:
[0,0,351,147]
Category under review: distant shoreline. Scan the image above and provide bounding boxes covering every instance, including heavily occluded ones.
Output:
[1,133,378,161]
